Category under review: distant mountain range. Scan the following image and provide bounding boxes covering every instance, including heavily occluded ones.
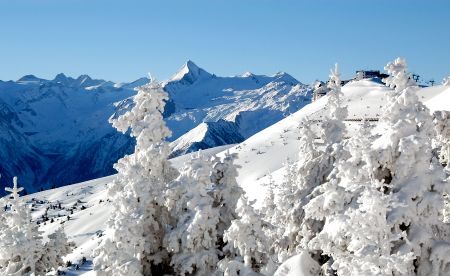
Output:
[0,61,313,194]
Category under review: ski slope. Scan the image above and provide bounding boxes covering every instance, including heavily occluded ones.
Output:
[226,80,450,203]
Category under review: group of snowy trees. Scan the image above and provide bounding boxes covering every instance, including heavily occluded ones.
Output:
[0,175,72,275]
[92,58,449,275]
[92,81,246,275]
[259,59,450,275]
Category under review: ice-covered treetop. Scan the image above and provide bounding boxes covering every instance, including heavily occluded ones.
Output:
[327,63,341,92]
[5,176,23,201]
[383,57,417,93]
[110,79,171,143]
[326,63,347,121]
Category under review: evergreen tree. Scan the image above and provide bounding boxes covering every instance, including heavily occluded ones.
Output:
[260,174,277,226]
[93,80,178,275]
[0,177,44,275]
[37,226,74,273]
[321,63,348,147]
[275,65,349,262]
[304,121,415,275]
[304,58,450,275]
[376,58,450,275]
[433,110,450,168]
[164,153,220,275]
[222,195,275,274]
[210,151,244,241]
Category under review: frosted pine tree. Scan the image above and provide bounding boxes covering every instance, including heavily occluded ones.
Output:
[304,121,416,275]
[376,58,450,274]
[273,119,323,260]
[433,110,450,168]
[260,174,277,226]
[274,158,297,226]
[93,80,178,275]
[222,195,275,274]
[210,151,244,240]
[278,65,348,261]
[37,226,74,273]
[321,63,348,148]
[0,177,44,275]
[164,153,220,275]
[305,58,450,275]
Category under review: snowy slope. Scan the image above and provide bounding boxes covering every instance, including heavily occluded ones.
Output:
[11,80,449,274]
[226,81,450,203]
[0,62,313,194]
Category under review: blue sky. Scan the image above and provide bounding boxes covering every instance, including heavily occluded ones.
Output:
[0,0,449,84]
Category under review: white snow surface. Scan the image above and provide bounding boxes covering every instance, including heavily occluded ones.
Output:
[10,80,450,274]
[227,81,450,205]
[274,252,320,276]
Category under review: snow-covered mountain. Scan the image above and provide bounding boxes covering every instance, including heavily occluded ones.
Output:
[14,80,449,274]
[0,61,312,194]
[163,61,312,156]
[163,61,311,139]
[169,119,244,157]
[0,76,138,195]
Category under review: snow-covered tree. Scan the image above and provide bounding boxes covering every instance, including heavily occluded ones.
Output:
[377,58,450,275]
[304,58,450,275]
[260,174,278,226]
[272,65,348,263]
[433,110,450,168]
[304,121,416,275]
[0,177,44,275]
[93,80,178,275]
[321,63,348,147]
[210,151,244,239]
[273,119,324,259]
[37,226,74,273]
[222,195,275,274]
[164,153,220,275]
[275,158,298,223]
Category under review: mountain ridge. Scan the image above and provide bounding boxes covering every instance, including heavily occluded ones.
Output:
[0,61,313,194]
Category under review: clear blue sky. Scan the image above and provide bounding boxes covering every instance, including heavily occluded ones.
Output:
[0,0,449,84]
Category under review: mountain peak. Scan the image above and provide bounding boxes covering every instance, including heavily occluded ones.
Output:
[77,74,92,82]
[17,74,46,83]
[241,71,254,77]
[53,73,71,83]
[169,60,211,84]
[185,59,199,70]
[55,73,67,78]
[272,71,300,85]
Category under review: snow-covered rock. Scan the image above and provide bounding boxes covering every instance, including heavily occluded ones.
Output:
[169,119,244,157]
